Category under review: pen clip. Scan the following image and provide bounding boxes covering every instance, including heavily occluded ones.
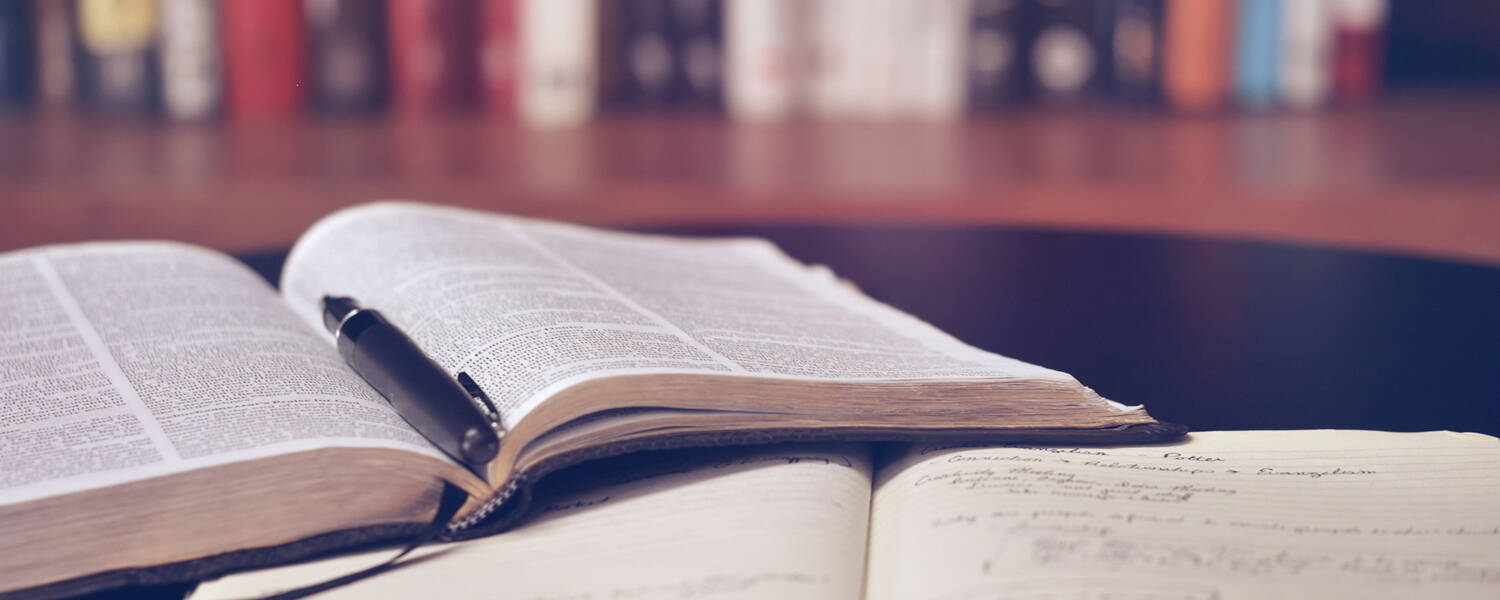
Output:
[457,372,506,438]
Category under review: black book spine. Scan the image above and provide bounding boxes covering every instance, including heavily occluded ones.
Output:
[306,0,388,114]
[669,0,721,108]
[1105,0,1162,103]
[71,0,160,115]
[1027,0,1106,103]
[615,0,678,107]
[966,0,1029,107]
[0,0,35,109]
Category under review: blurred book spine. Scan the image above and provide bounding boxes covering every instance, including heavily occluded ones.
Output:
[1028,0,1104,104]
[1162,0,1232,111]
[725,0,804,121]
[809,0,861,119]
[672,0,722,108]
[481,0,517,116]
[222,0,306,120]
[1331,0,1386,104]
[306,0,388,114]
[389,0,479,114]
[159,0,221,120]
[73,0,160,116]
[1233,0,1279,108]
[966,0,1027,107]
[35,0,73,107]
[518,0,597,127]
[611,0,675,107]
[1279,0,1332,108]
[1104,0,1161,103]
[0,0,34,109]
[896,0,966,119]
[3,0,1403,123]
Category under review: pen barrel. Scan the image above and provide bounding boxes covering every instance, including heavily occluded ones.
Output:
[335,309,500,468]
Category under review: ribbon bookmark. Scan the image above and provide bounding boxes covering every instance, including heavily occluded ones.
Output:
[255,482,471,600]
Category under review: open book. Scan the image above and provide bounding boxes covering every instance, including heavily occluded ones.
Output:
[0,203,1178,598]
[194,430,1500,599]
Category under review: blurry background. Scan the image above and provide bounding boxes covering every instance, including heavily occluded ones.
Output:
[0,0,1498,265]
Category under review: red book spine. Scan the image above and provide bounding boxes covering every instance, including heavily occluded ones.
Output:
[1333,10,1384,104]
[482,0,518,116]
[221,0,306,119]
[388,0,481,113]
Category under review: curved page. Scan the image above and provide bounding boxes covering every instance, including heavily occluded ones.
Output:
[0,242,444,508]
[281,202,1097,430]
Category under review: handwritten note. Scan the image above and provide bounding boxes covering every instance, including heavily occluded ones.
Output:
[866,430,1500,600]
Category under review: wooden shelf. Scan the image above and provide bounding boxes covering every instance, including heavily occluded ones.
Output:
[4,91,1500,265]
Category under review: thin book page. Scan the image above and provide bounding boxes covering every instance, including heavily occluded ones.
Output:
[865,430,1500,600]
[279,202,1093,429]
[0,243,443,507]
[191,444,874,600]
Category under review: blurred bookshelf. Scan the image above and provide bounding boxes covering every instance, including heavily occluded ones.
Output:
[3,0,1500,266]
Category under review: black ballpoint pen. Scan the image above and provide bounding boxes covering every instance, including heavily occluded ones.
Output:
[321,295,501,472]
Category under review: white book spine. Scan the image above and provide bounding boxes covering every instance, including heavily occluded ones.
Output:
[860,0,899,120]
[810,0,863,119]
[1279,0,1333,109]
[905,0,968,119]
[519,0,598,128]
[158,0,220,120]
[888,0,927,118]
[725,0,798,122]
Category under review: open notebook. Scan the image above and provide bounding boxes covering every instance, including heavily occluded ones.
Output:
[194,430,1500,600]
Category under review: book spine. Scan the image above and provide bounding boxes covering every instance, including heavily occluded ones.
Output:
[594,0,626,109]
[518,0,597,127]
[966,0,1028,108]
[855,0,898,119]
[615,0,676,107]
[1027,0,1103,104]
[221,0,306,120]
[1278,0,1332,108]
[1104,0,1161,103]
[158,0,221,120]
[35,0,74,107]
[388,0,481,114]
[889,0,923,117]
[725,0,800,121]
[1162,0,1232,111]
[0,0,34,109]
[481,0,518,116]
[305,0,388,114]
[671,0,722,108]
[1233,0,1280,108]
[72,0,160,115]
[810,0,863,118]
[1331,0,1386,104]
[895,0,966,119]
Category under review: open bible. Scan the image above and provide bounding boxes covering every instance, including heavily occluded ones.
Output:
[194,431,1500,600]
[0,202,1178,598]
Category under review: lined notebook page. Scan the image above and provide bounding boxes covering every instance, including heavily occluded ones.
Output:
[192,444,872,600]
[866,430,1500,600]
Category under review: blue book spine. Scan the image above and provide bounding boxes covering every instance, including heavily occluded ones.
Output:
[1234,0,1280,106]
[0,0,36,108]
